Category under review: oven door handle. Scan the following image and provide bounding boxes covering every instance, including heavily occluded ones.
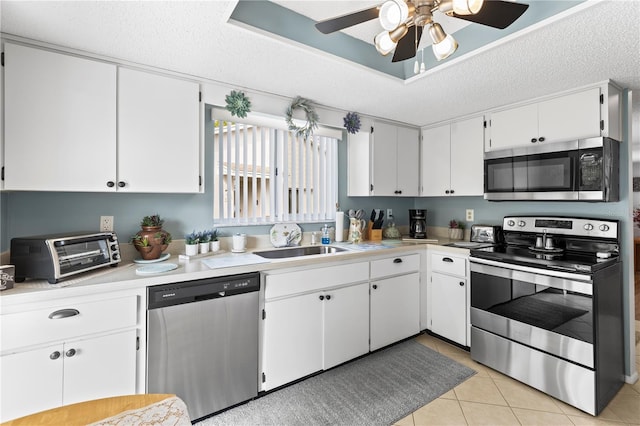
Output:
[470,258,593,295]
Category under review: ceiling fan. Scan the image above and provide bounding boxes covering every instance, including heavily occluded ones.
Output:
[315,0,529,63]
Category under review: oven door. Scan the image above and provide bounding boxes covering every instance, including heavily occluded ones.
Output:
[470,258,594,368]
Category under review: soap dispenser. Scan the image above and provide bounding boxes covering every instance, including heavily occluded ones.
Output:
[321,224,331,245]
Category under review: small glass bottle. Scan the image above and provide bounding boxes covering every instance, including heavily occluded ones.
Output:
[321,224,331,245]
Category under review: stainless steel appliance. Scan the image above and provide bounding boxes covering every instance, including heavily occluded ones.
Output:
[409,209,427,238]
[10,232,121,284]
[147,272,260,421]
[445,224,502,249]
[469,216,623,415]
[484,137,620,201]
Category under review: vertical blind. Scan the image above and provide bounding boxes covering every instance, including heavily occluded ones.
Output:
[213,120,338,224]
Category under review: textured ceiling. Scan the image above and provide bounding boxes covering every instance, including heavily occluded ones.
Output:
[1,0,639,128]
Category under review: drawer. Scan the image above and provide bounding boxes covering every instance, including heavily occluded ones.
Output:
[1,296,137,351]
[370,254,420,280]
[430,252,467,277]
[265,261,369,300]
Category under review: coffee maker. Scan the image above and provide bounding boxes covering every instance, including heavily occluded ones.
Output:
[409,209,427,239]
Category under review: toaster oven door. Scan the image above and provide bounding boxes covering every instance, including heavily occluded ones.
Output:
[51,236,116,278]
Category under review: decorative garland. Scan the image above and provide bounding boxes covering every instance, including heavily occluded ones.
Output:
[343,112,361,134]
[225,90,251,118]
[285,96,318,139]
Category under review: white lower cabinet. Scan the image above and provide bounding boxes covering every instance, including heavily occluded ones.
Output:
[0,295,139,422]
[370,273,420,350]
[428,251,469,346]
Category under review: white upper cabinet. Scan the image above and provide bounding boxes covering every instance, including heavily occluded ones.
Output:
[3,42,117,191]
[2,42,202,193]
[347,122,419,197]
[421,116,484,197]
[486,84,621,151]
[118,68,201,193]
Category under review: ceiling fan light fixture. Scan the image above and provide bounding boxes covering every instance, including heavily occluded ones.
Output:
[432,33,458,60]
[374,25,409,55]
[379,0,410,31]
[438,0,484,15]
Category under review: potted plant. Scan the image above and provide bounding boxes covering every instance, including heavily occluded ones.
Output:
[185,231,199,256]
[198,231,211,254]
[208,229,220,252]
[133,214,170,260]
[448,220,465,240]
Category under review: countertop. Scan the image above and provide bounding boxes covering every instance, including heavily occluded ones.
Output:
[0,238,470,308]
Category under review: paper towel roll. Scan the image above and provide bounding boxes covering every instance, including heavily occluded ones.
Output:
[335,211,345,242]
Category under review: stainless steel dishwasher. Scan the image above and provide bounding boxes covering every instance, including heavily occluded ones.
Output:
[147,272,260,421]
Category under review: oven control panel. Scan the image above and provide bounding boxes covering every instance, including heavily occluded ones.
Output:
[503,216,618,239]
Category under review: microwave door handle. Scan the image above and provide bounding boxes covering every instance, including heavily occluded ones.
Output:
[580,153,596,163]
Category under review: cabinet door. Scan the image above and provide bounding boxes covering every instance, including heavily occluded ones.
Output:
[63,329,137,405]
[262,293,323,390]
[4,43,116,191]
[370,273,420,351]
[347,131,372,196]
[538,88,601,143]
[487,103,538,151]
[396,126,419,196]
[323,283,369,369]
[430,272,466,346]
[420,124,451,196]
[0,344,63,422]
[450,116,484,196]
[118,68,201,193]
[371,122,398,195]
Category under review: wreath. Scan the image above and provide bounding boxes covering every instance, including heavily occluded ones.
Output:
[225,90,251,118]
[285,96,318,139]
[343,112,361,134]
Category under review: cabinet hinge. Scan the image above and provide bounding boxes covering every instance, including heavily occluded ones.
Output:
[600,93,604,105]
[483,120,487,128]
[199,91,202,102]
[275,167,278,177]
[370,126,374,134]
[262,372,266,383]
[199,175,202,186]
[136,336,140,351]
[489,139,492,148]
[1,52,4,67]
[1,166,4,181]
[600,120,604,131]
[262,309,266,320]
[370,183,373,192]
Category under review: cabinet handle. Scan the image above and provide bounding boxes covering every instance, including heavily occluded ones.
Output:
[531,138,537,143]
[372,284,378,290]
[459,281,465,286]
[450,189,455,194]
[538,137,545,142]
[49,351,61,360]
[106,181,115,188]
[65,349,76,358]
[48,309,80,319]
[326,295,331,300]
[442,257,453,263]
[117,181,126,188]
[393,258,403,263]
[319,295,325,301]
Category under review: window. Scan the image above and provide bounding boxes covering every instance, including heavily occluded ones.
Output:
[212,117,339,225]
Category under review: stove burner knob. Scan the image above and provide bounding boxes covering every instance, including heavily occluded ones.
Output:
[517,220,526,227]
[507,220,515,227]
[599,224,610,232]
[583,223,594,231]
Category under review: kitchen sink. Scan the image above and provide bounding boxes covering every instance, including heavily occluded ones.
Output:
[254,245,348,259]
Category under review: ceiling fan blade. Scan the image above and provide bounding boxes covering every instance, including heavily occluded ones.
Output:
[453,1,529,30]
[315,6,380,34]
[391,26,422,63]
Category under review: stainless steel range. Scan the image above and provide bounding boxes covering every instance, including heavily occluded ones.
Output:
[469,215,624,415]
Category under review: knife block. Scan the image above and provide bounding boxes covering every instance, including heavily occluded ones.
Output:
[368,222,382,241]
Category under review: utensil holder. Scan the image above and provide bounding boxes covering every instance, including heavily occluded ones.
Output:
[369,229,382,241]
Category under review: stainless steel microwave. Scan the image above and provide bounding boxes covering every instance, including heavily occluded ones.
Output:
[484,137,620,201]
[10,232,121,284]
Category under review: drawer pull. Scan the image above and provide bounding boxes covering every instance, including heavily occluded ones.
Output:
[393,258,403,263]
[49,351,61,360]
[459,281,465,286]
[442,257,454,263]
[319,295,325,301]
[326,295,331,300]
[65,348,76,357]
[372,284,378,290]
[48,309,80,319]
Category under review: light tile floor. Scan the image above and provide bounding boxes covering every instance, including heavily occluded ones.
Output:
[396,325,640,426]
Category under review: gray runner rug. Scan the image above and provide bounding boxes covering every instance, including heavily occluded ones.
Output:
[198,338,476,426]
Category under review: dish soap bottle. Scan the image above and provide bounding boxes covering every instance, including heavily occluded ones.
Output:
[321,224,331,245]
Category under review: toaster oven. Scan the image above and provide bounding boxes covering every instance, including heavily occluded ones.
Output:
[10,232,121,284]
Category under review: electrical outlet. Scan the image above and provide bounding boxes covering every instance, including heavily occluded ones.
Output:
[387,209,393,218]
[466,209,474,222]
[100,216,114,232]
